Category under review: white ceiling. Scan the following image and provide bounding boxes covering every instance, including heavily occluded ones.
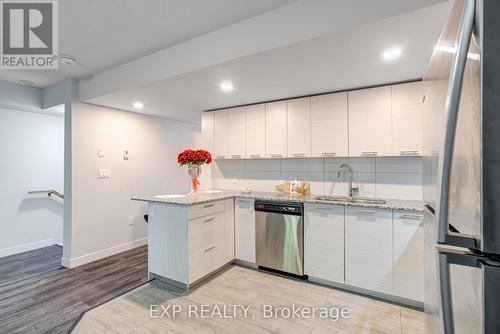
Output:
[0,0,298,88]
[87,2,452,124]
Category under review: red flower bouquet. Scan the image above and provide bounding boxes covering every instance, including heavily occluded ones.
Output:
[177,149,212,193]
[177,149,212,166]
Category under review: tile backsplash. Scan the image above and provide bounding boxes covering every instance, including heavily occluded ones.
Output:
[212,157,423,201]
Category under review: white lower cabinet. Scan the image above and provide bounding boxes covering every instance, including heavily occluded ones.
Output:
[345,207,394,294]
[393,211,424,302]
[304,204,344,283]
[235,198,256,263]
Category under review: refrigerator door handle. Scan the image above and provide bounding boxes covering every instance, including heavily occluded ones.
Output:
[436,0,476,245]
[438,252,455,334]
[437,247,483,334]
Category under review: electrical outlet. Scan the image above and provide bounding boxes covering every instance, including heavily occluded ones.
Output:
[123,150,129,160]
[232,177,236,184]
[98,148,104,157]
[128,216,134,226]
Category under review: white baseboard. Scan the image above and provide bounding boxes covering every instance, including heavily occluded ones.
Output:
[0,238,56,258]
[61,238,148,268]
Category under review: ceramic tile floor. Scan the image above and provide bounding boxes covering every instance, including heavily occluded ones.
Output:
[72,265,424,334]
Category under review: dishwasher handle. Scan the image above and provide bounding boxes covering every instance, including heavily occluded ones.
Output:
[254,201,303,216]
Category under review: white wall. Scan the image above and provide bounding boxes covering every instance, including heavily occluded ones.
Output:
[213,157,423,200]
[0,108,64,257]
[64,102,199,267]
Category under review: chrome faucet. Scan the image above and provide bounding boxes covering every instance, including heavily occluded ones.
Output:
[337,163,359,197]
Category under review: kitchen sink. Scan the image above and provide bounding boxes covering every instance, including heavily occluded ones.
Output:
[313,196,387,205]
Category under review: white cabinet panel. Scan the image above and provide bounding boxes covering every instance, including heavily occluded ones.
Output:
[214,110,228,159]
[227,107,246,159]
[265,101,287,158]
[235,198,256,263]
[311,93,348,157]
[201,112,214,152]
[287,97,311,157]
[393,211,424,302]
[224,199,235,263]
[348,86,392,157]
[305,204,344,283]
[392,82,424,156]
[345,207,394,294]
[246,104,266,159]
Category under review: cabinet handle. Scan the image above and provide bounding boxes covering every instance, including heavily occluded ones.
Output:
[204,246,215,253]
[358,211,376,216]
[203,203,215,209]
[292,153,306,157]
[270,154,283,158]
[231,155,242,159]
[249,154,261,159]
[321,152,336,157]
[400,214,423,220]
[314,206,333,211]
[361,152,378,157]
[400,150,419,156]
[203,218,215,223]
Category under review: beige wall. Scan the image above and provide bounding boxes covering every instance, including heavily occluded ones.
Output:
[63,102,199,267]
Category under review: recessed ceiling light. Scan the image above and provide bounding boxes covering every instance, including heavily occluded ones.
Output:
[132,102,144,109]
[219,81,234,92]
[19,79,35,86]
[59,54,77,66]
[383,47,402,61]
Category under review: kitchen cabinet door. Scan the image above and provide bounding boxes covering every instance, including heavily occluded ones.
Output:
[227,107,246,159]
[235,198,256,263]
[224,198,235,263]
[214,110,228,159]
[287,97,311,158]
[305,204,345,283]
[311,92,348,157]
[246,104,266,159]
[201,112,214,152]
[392,82,424,156]
[265,101,287,158]
[345,207,394,294]
[348,86,392,157]
[393,211,424,302]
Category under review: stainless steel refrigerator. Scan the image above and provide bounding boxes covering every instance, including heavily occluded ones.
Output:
[423,0,500,333]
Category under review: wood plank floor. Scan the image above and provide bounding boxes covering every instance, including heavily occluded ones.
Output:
[0,245,148,334]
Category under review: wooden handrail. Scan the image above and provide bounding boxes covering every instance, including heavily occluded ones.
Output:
[29,190,64,199]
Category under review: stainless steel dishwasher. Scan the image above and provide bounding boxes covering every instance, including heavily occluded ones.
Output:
[255,201,304,276]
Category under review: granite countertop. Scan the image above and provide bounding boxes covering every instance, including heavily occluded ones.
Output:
[132,190,424,212]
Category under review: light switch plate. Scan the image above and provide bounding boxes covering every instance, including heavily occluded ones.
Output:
[98,169,111,179]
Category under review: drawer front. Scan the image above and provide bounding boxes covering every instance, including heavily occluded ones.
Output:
[189,212,225,251]
[188,200,225,220]
[189,239,225,283]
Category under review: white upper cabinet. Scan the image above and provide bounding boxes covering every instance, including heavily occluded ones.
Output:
[201,112,214,152]
[311,92,348,157]
[392,82,424,156]
[265,101,287,158]
[227,107,246,159]
[348,86,392,157]
[214,110,228,159]
[287,97,311,158]
[246,104,266,159]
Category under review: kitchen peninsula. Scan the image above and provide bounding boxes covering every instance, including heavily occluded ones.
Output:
[133,190,424,307]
